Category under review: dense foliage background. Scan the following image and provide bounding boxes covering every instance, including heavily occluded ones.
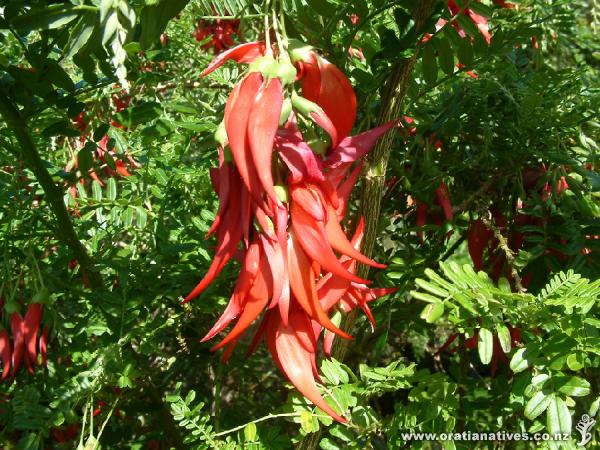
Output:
[0,0,599,448]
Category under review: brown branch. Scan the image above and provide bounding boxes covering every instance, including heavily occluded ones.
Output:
[0,93,103,289]
[296,2,437,449]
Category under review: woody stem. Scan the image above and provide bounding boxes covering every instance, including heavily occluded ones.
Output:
[295,2,437,449]
[0,93,103,290]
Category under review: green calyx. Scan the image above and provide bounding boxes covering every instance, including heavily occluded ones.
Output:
[214,121,228,146]
[273,60,297,85]
[248,56,296,85]
[290,91,317,116]
[274,185,289,203]
[279,98,292,126]
[287,38,314,63]
[307,137,328,156]
[248,55,278,76]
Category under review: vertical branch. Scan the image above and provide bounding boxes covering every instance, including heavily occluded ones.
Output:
[332,0,437,363]
[296,3,436,449]
[0,93,103,289]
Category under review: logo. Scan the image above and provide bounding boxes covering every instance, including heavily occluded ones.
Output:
[576,414,596,447]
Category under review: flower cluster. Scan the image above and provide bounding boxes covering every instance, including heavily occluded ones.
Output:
[1,302,48,381]
[185,39,397,421]
[193,17,241,54]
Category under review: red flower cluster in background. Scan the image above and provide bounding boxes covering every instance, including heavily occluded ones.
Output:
[185,39,398,421]
[67,88,140,204]
[194,17,241,54]
[1,302,48,381]
[437,325,521,376]
[467,164,573,288]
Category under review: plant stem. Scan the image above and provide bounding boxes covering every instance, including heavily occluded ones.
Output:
[332,0,438,364]
[296,3,437,449]
[0,93,102,289]
[214,412,328,437]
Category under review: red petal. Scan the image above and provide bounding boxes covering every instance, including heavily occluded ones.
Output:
[290,184,326,222]
[206,151,232,238]
[325,204,385,268]
[291,202,369,284]
[0,330,11,380]
[287,231,352,339]
[184,190,243,303]
[260,234,288,311]
[224,73,268,211]
[24,303,43,372]
[248,78,284,206]
[201,41,265,77]
[39,326,49,367]
[10,312,25,378]
[271,317,347,422]
[327,120,398,168]
[201,241,261,342]
[275,130,326,183]
[335,162,362,219]
[467,219,492,271]
[309,109,338,148]
[211,250,272,351]
[435,182,453,221]
[300,53,321,101]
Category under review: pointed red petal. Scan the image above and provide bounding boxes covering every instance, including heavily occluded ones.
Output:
[287,232,352,339]
[0,330,11,380]
[314,55,356,142]
[325,204,385,269]
[275,130,326,183]
[24,303,43,371]
[248,78,284,206]
[211,251,272,351]
[184,191,243,303]
[273,320,347,423]
[291,184,326,222]
[201,41,265,77]
[260,234,288,310]
[300,53,321,101]
[10,312,25,378]
[335,162,362,219]
[435,182,453,221]
[327,120,398,167]
[224,73,268,211]
[291,201,369,284]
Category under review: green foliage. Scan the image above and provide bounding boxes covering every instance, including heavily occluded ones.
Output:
[0,0,599,448]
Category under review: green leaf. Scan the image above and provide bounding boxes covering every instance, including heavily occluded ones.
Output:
[546,396,571,436]
[10,4,82,31]
[457,39,474,67]
[478,328,493,365]
[46,61,75,91]
[63,12,97,59]
[300,411,319,433]
[510,347,537,373]
[566,353,584,371]
[106,178,117,201]
[496,324,511,354]
[115,102,162,128]
[436,35,455,75]
[243,422,257,442]
[92,180,102,202]
[77,147,94,174]
[139,0,189,50]
[525,390,552,420]
[420,302,444,323]
[415,278,449,298]
[123,207,134,227]
[555,376,591,397]
[136,206,148,229]
[422,43,438,84]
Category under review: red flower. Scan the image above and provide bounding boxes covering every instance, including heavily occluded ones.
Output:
[183,39,398,420]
